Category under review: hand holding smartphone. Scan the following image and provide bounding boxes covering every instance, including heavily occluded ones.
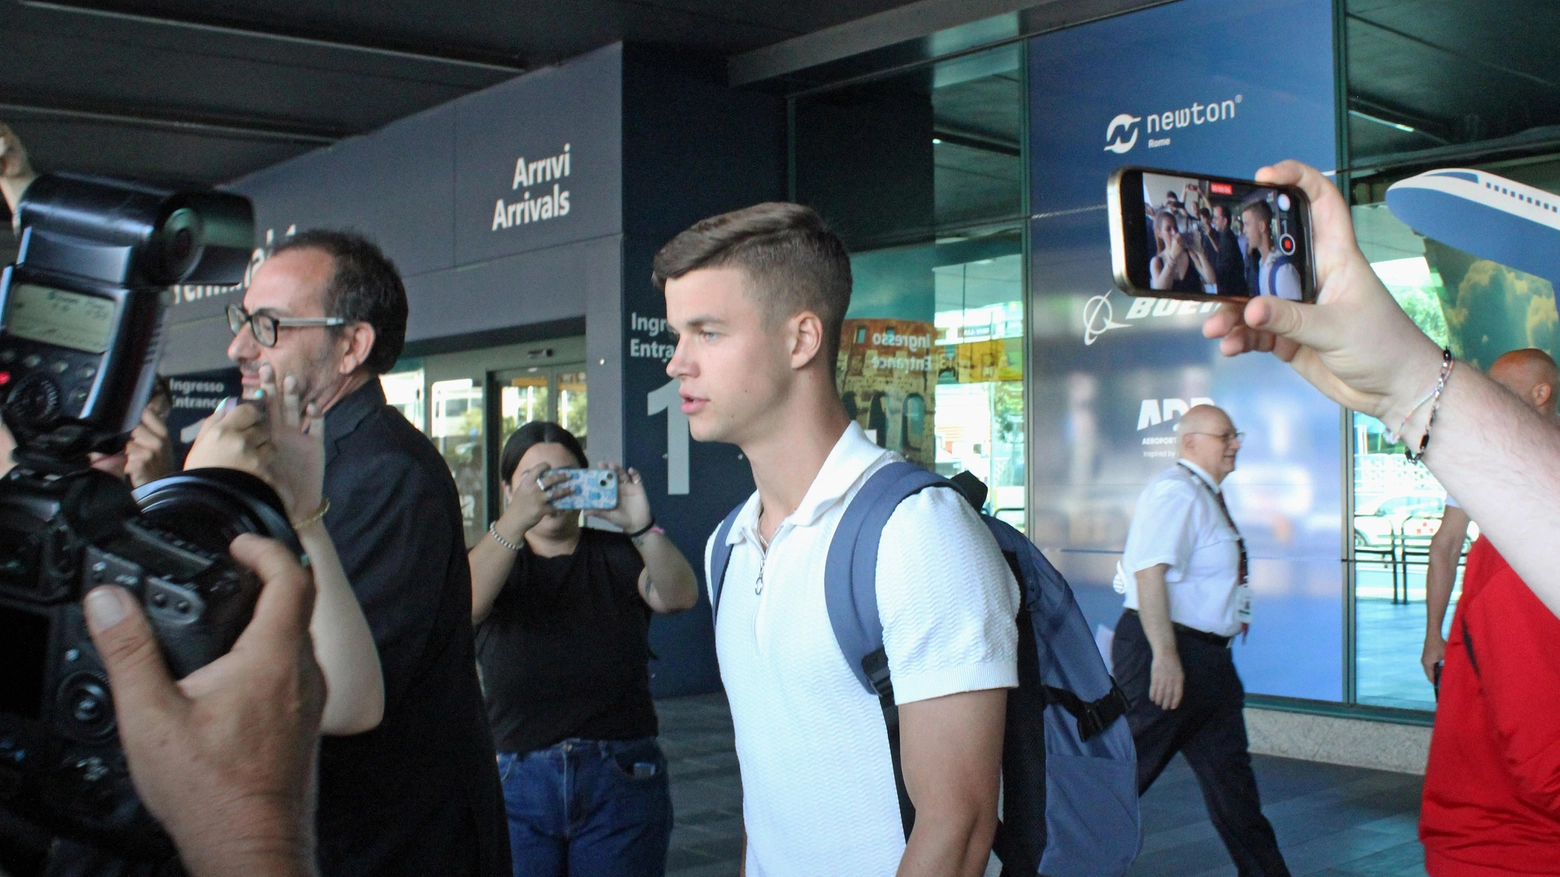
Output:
[1108,166,1316,303]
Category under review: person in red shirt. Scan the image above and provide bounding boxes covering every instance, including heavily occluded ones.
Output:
[1420,535,1560,875]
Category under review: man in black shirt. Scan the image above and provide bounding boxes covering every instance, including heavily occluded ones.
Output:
[226,230,508,877]
[1206,204,1249,297]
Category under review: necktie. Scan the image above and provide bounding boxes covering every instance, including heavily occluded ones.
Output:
[1211,488,1249,587]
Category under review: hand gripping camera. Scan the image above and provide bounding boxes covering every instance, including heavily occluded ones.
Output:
[0,174,302,860]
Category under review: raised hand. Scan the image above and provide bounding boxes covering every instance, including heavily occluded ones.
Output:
[0,122,38,211]
[125,406,176,488]
[258,363,325,522]
[1201,160,1444,425]
[586,462,652,534]
[492,462,572,546]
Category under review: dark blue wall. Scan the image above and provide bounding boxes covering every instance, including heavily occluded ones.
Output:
[619,48,785,697]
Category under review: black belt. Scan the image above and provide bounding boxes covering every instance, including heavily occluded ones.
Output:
[1124,610,1232,647]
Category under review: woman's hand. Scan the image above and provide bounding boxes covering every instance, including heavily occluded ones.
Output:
[493,462,571,544]
[586,462,652,534]
[185,397,272,475]
[257,364,325,522]
[184,364,324,522]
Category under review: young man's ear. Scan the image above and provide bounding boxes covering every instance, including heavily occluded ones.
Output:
[787,310,826,371]
[337,323,378,375]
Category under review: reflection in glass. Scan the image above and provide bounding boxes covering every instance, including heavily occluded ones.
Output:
[1350,186,1553,710]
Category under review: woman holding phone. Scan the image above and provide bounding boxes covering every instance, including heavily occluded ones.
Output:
[469,421,698,877]
[1150,209,1217,293]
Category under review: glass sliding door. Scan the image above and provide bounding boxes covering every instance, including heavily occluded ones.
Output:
[381,336,586,547]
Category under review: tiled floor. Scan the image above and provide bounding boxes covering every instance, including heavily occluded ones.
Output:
[658,693,1426,877]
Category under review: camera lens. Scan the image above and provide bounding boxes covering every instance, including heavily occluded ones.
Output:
[132,469,302,558]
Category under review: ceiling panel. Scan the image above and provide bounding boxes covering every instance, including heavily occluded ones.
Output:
[0,0,927,194]
[1346,0,1560,162]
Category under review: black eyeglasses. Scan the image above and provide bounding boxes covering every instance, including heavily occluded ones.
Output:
[227,304,345,348]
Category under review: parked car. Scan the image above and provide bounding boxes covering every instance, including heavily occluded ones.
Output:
[1353,493,1479,552]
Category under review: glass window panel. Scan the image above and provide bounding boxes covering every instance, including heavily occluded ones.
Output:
[840,232,1025,530]
[1344,1,1560,168]
[793,44,1023,251]
[557,370,588,444]
[1348,157,1558,710]
[380,369,424,431]
[431,378,485,548]
[500,375,550,443]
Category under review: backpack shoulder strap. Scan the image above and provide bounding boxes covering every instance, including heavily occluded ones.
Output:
[707,500,748,621]
[824,461,948,695]
[824,460,949,842]
[1264,252,1293,296]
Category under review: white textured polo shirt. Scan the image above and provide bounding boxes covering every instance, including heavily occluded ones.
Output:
[1116,459,1246,637]
[705,422,1019,877]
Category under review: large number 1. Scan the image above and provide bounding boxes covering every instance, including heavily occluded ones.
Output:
[646,379,690,495]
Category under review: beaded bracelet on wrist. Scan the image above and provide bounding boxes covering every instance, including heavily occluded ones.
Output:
[1405,349,1455,464]
[488,522,523,552]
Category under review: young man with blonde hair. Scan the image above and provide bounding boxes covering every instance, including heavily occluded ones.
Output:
[656,203,1019,877]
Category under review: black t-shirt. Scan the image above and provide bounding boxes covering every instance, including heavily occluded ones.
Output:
[317,381,507,877]
[477,528,657,754]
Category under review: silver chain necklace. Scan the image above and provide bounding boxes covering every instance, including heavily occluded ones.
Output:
[755,528,772,595]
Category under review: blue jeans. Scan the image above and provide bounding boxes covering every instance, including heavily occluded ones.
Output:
[496,737,672,877]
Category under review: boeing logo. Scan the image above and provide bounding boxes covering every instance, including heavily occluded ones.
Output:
[1082,291,1219,344]
[1083,292,1132,344]
[1102,95,1242,153]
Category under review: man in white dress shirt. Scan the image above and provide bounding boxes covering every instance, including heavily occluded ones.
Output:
[655,202,1019,877]
[1112,404,1291,877]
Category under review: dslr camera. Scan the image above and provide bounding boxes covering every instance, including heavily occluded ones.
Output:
[0,174,301,859]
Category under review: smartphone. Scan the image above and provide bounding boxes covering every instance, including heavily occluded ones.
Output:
[1107,166,1316,303]
[549,468,618,510]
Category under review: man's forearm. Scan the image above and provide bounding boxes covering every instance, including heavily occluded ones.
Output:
[897,811,997,877]
[1134,565,1178,657]
[636,531,699,613]
[1423,551,1456,641]
[1422,368,1560,616]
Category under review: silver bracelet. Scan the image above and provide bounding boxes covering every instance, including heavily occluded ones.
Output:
[488,522,522,552]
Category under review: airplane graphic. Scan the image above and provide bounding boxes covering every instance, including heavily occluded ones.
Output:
[1385,168,1560,284]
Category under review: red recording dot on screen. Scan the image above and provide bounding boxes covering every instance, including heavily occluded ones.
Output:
[0,371,10,386]
[1209,182,1234,195]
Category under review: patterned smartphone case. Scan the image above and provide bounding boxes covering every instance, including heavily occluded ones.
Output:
[551,468,618,510]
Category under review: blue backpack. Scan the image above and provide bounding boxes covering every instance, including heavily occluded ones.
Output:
[710,462,1141,876]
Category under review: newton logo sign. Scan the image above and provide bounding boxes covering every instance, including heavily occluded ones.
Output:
[1103,95,1242,153]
